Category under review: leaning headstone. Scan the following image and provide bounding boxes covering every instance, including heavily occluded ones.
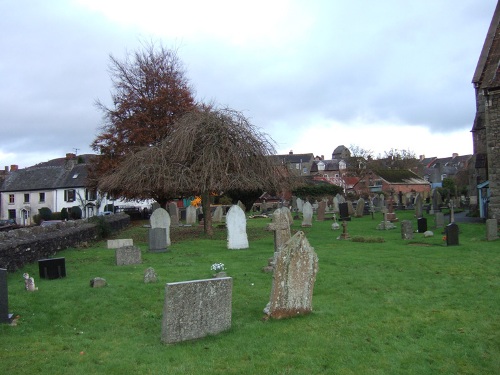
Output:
[266,208,291,254]
[144,267,158,283]
[445,223,459,246]
[417,217,428,233]
[90,277,107,288]
[161,277,232,344]
[301,202,313,227]
[186,205,197,225]
[401,220,414,240]
[115,246,142,266]
[264,231,318,319]
[435,212,445,229]
[355,198,365,218]
[168,202,179,227]
[107,239,133,249]
[414,193,423,218]
[212,206,223,223]
[316,201,326,221]
[486,219,499,241]
[0,268,13,323]
[150,208,170,249]
[226,205,249,249]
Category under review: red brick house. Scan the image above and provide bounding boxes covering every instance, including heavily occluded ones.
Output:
[353,169,431,198]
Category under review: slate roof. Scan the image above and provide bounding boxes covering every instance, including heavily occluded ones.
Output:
[374,169,428,185]
[273,153,314,164]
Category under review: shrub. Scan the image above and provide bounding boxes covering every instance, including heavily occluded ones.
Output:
[38,207,52,221]
[52,212,62,220]
[61,208,69,220]
[88,216,112,238]
[70,206,82,220]
[33,214,41,225]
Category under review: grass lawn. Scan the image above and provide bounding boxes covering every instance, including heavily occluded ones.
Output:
[1,210,499,374]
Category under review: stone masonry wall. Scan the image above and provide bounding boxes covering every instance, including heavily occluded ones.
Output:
[0,213,130,272]
[487,92,500,219]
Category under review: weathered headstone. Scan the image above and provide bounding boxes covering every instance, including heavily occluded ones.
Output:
[417,217,428,233]
[107,239,133,249]
[296,198,304,212]
[339,202,350,221]
[168,202,179,227]
[347,201,355,217]
[0,268,13,324]
[266,208,291,254]
[355,198,365,218]
[149,208,170,250]
[115,246,142,266]
[161,277,232,344]
[445,223,459,246]
[237,200,246,212]
[332,196,339,213]
[401,220,414,240]
[337,220,350,239]
[378,193,385,210]
[282,206,294,225]
[486,219,499,241]
[435,212,445,228]
[144,267,158,283]
[316,201,326,221]
[226,205,249,249]
[414,193,423,218]
[301,201,313,227]
[151,202,161,212]
[38,257,66,279]
[292,196,298,212]
[186,205,197,225]
[90,277,107,288]
[212,206,223,223]
[264,231,318,319]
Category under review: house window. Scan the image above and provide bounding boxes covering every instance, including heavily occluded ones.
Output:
[9,194,14,204]
[295,163,300,169]
[302,167,308,174]
[86,189,97,201]
[8,209,16,220]
[39,192,45,203]
[24,193,30,203]
[64,189,76,202]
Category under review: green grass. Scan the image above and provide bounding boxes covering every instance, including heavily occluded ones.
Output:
[1,211,499,374]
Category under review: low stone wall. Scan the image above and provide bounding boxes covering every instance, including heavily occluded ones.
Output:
[0,213,130,272]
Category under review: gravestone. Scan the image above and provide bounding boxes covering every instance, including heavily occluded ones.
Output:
[107,239,133,249]
[417,217,428,233]
[386,196,398,222]
[316,201,326,221]
[332,196,339,213]
[445,223,459,246]
[0,268,13,324]
[266,207,291,254]
[149,208,170,250]
[237,200,246,212]
[301,202,313,227]
[151,202,161,212]
[144,267,158,283]
[260,201,268,213]
[339,202,350,221]
[337,194,346,204]
[486,219,499,241]
[347,201,355,217]
[212,206,223,223]
[115,246,142,266]
[226,205,249,249]
[401,220,414,240]
[337,220,350,239]
[372,195,380,211]
[296,198,304,212]
[435,212,445,228]
[355,198,365,218]
[186,205,197,225]
[168,202,179,227]
[161,277,232,344]
[378,194,385,210]
[331,213,340,230]
[264,231,318,319]
[90,277,107,288]
[414,193,423,218]
[38,257,66,279]
[292,196,298,211]
[282,206,294,225]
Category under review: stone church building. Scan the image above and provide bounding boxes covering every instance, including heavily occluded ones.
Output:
[470,2,500,219]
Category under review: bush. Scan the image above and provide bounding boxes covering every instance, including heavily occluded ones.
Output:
[70,206,82,220]
[61,208,69,220]
[52,212,62,220]
[88,216,112,239]
[38,207,52,221]
[33,214,41,225]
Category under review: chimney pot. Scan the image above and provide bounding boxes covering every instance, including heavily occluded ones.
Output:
[10,164,18,171]
[289,150,293,155]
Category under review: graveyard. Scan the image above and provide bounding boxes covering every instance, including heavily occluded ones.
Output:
[0,209,499,374]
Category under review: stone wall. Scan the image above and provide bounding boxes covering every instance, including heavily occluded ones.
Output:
[487,92,500,218]
[0,213,130,272]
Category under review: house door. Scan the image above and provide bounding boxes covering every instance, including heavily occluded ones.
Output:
[21,209,30,226]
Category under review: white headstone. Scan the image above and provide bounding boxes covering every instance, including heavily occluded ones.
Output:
[150,208,171,246]
[301,202,313,227]
[296,198,304,212]
[186,205,197,225]
[226,205,249,249]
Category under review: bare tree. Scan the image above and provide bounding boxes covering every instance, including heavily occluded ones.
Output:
[99,105,291,235]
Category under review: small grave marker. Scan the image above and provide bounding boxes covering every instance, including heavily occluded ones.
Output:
[446,223,459,246]
[417,217,428,233]
[115,246,142,266]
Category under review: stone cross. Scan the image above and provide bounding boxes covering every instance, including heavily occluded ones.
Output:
[338,220,350,240]
[449,201,455,223]
[266,207,291,254]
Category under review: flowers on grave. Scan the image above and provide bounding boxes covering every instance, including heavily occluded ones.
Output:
[191,196,202,207]
[442,235,447,241]
[211,262,225,273]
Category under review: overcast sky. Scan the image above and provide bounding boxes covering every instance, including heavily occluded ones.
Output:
[1,0,497,169]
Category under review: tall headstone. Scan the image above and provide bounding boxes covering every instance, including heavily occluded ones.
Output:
[445,223,459,246]
[226,205,249,249]
[212,206,223,223]
[264,231,318,319]
[486,219,499,241]
[435,212,445,229]
[0,268,13,324]
[355,198,365,218]
[347,201,355,217]
[296,198,304,212]
[378,194,385,210]
[301,201,313,227]
[417,217,428,233]
[149,208,170,251]
[414,193,423,218]
[316,201,326,221]
[266,208,291,254]
[339,202,350,221]
[401,220,414,240]
[186,205,197,225]
[332,196,339,213]
[168,202,179,227]
[161,277,232,344]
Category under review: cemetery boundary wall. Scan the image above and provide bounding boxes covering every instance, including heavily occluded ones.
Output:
[0,214,130,272]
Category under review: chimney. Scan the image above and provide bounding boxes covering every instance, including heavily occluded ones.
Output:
[10,165,18,172]
[419,155,425,161]
[289,150,293,155]
[321,155,324,160]
[66,153,76,160]
[4,166,8,172]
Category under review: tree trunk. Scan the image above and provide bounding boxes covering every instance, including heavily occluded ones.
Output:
[202,191,213,237]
